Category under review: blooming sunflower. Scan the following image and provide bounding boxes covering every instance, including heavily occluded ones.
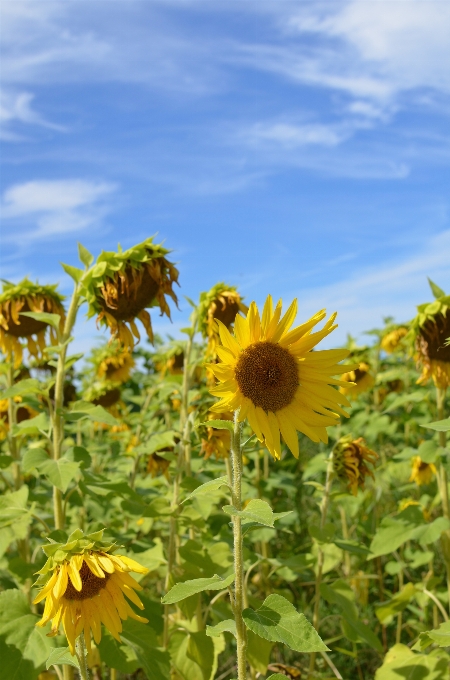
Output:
[198,283,248,359]
[339,361,375,398]
[207,295,355,460]
[410,284,450,389]
[381,326,408,354]
[0,279,65,367]
[333,435,378,496]
[81,237,179,350]
[33,529,149,655]
[409,456,437,486]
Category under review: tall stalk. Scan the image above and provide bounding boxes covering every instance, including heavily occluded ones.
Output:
[437,387,450,610]
[52,283,81,530]
[230,410,247,680]
[7,360,22,490]
[308,452,335,679]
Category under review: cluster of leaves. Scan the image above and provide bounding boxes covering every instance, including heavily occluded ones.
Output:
[1,268,450,679]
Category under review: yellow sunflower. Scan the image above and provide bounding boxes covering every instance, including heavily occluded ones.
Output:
[207,295,355,460]
[381,327,408,354]
[339,362,375,398]
[33,530,148,656]
[409,456,437,486]
[333,435,378,496]
[0,279,65,367]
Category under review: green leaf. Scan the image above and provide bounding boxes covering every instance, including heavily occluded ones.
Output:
[376,583,417,625]
[1,379,42,399]
[415,517,450,546]
[22,448,48,474]
[69,401,119,426]
[309,523,335,544]
[246,630,273,674]
[98,632,139,674]
[199,419,234,433]
[120,619,170,680]
[186,631,215,680]
[162,573,235,604]
[38,456,80,492]
[267,676,290,680]
[20,311,61,330]
[78,241,94,267]
[206,619,236,638]
[368,518,421,559]
[414,621,450,651]
[46,647,80,670]
[334,540,371,556]
[428,277,446,299]
[13,412,49,435]
[61,262,84,283]
[145,431,178,455]
[222,499,291,528]
[0,589,56,679]
[0,486,33,529]
[375,643,449,679]
[242,594,328,653]
[383,390,426,413]
[422,419,450,433]
[182,476,230,504]
[0,455,13,469]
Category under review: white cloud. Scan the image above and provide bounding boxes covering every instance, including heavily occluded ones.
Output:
[0,89,66,140]
[1,179,116,241]
[246,121,347,148]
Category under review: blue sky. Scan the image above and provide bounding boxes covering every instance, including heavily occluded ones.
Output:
[1,0,450,355]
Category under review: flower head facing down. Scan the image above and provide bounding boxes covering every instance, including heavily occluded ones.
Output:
[198,283,248,359]
[333,435,378,496]
[93,341,135,383]
[410,283,450,389]
[208,295,355,460]
[33,529,148,655]
[409,456,437,486]
[81,237,179,350]
[339,362,375,398]
[381,327,408,354]
[0,279,65,367]
[200,412,233,459]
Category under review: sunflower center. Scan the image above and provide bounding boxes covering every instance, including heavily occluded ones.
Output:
[99,263,159,322]
[418,311,450,362]
[63,561,110,601]
[6,298,52,338]
[234,341,298,412]
[213,298,240,328]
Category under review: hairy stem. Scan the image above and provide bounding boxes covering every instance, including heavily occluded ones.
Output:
[75,632,90,680]
[437,388,450,611]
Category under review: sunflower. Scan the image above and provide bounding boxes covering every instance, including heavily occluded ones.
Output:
[410,286,450,389]
[81,237,179,350]
[409,456,437,486]
[0,279,65,367]
[33,529,148,656]
[147,452,171,478]
[207,295,355,460]
[333,435,378,496]
[153,340,185,376]
[200,412,233,460]
[198,283,248,359]
[0,396,37,440]
[87,340,136,384]
[381,326,408,354]
[339,362,375,398]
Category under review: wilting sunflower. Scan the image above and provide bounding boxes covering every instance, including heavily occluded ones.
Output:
[33,529,148,655]
[410,284,450,389]
[340,361,375,398]
[207,295,355,460]
[333,435,378,496]
[0,279,65,367]
[409,456,437,486]
[85,381,122,410]
[147,452,171,478]
[200,412,233,459]
[81,237,179,350]
[153,340,185,376]
[381,326,408,354]
[0,396,37,440]
[198,283,248,359]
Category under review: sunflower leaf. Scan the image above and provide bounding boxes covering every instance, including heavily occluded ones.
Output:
[61,262,84,283]
[78,242,94,267]
[1,379,42,399]
[46,647,80,670]
[428,277,446,299]
[199,419,234,433]
[182,476,230,504]
[162,573,235,604]
[242,594,328,653]
[222,499,291,528]
[421,418,450,432]
[19,311,61,331]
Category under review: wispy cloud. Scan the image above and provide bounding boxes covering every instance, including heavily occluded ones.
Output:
[0,89,67,140]
[1,179,117,242]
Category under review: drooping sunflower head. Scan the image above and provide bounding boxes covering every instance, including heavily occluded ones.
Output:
[333,434,378,496]
[33,529,149,655]
[409,456,437,486]
[339,361,375,398]
[198,283,248,359]
[0,396,37,440]
[381,326,408,354]
[200,412,233,459]
[410,283,450,389]
[153,339,185,376]
[147,452,171,478]
[208,295,356,460]
[0,279,65,367]
[81,237,179,350]
[84,380,122,410]
[89,340,135,384]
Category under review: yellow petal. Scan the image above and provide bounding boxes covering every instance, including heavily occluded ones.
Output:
[67,560,82,592]
[267,411,281,460]
[270,299,298,344]
[276,410,299,459]
[234,313,251,348]
[261,295,274,338]
[247,302,261,343]
[84,554,105,578]
[117,555,149,575]
[33,570,58,604]
[216,319,241,357]
[53,564,68,600]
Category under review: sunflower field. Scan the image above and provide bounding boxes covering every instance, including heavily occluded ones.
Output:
[1,237,450,680]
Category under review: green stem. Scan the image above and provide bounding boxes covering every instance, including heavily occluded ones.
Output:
[230,410,247,680]
[52,283,81,530]
[75,632,90,680]
[309,453,335,679]
[437,387,450,612]
[7,362,22,490]
[62,666,74,680]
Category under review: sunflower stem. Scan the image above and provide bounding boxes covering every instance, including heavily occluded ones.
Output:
[6,361,22,490]
[52,282,81,531]
[75,632,90,680]
[62,666,74,680]
[230,410,247,680]
[308,452,335,679]
[436,387,450,612]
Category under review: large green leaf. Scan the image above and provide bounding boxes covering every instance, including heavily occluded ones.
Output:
[182,476,230,504]
[186,631,215,680]
[0,589,56,680]
[97,632,139,674]
[242,594,328,653]
[120,619,170,680]
[383,390,426,413]
[0,486,33,530]
[20,311,61,330]
[69,401,119,426]
[222,499,292,528]
[375,643,449,679]
[37,456,80,493]
[46,647,80,671]
[2,379,42,399]
[246,630,273,673]
[422,419,450,433]
[414,621,450,651]
[162,573,235,604]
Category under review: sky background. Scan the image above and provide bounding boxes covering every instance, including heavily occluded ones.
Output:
[1,0,450,356]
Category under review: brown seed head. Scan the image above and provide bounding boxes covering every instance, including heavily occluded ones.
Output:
[63,561,109,601]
